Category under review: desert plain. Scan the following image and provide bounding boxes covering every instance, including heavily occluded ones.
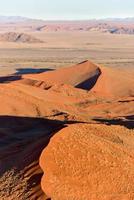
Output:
[0,18,134,200]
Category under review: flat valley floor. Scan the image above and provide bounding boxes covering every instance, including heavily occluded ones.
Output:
[0,31,134,76]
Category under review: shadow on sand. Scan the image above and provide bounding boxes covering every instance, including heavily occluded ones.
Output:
[93,115,134,129]
[14,67,54,75]
[0,67,54,84]
[0,115,66,173]
[75,69,101,90]
[0,115,65,199]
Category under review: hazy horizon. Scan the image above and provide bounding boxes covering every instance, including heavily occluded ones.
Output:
[0,15,134,22]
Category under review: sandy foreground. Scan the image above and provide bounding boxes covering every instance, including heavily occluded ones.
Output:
[0,59,134,200]
[0,20,134,200]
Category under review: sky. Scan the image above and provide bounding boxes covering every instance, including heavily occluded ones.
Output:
[0,0,134,20]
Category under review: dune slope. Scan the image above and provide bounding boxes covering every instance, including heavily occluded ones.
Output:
[91,66,134,97]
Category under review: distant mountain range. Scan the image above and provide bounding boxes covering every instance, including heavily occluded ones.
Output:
[0,16,28,22]
[0,16,43,23]
[0,16,134,35]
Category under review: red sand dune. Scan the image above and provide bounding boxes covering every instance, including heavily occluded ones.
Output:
[40,124,134,200]
[23,60,101,90]
[23,60,134,97]
[0,60,134,200]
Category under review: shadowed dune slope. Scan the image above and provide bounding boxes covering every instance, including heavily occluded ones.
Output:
[0,116,65,200]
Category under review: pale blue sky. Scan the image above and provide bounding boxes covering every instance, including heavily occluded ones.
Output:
[0,0,134,20]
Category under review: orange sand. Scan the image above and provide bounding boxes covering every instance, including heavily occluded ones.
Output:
[0,60,134,200]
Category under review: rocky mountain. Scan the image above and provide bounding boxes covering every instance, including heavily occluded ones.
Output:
[0,32,44,43]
